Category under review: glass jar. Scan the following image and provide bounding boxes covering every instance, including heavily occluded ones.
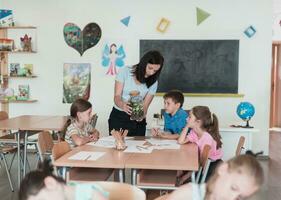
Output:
[129,90,144,121]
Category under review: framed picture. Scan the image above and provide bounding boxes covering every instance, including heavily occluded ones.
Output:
[156,18,170,33]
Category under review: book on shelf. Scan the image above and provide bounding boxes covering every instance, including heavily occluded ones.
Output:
[9,63,20,76]
[0,9,14,27]
[23,64,33,76]
[17,85,29,100]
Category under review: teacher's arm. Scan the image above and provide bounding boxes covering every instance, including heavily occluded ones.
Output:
[114,80,132,115]
[143,93,154,117]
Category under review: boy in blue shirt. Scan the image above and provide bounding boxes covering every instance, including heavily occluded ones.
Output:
[151,90,188,139]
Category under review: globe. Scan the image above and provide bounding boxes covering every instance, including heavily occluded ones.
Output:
[236,102,255,128]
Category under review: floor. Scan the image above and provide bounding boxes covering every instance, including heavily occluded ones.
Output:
[0,131,280,200]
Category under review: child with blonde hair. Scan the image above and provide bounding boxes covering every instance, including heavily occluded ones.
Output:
[165,152,264,200]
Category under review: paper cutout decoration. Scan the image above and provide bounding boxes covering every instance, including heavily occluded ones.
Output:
[196,7,210,25]
[102,43,126,75]
[157,18,170,33]
[63,22,102,56]
[244,26,256,38]
[120,16,131,27]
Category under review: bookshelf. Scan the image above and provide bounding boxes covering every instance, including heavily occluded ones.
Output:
[0,26,37,113]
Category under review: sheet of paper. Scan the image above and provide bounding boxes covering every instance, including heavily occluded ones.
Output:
[68,151,105,161]
[98,136,134,142]
[125,140,146,147]
[123,145,153,153]
[87,140,115,148]
[146,138,180,149]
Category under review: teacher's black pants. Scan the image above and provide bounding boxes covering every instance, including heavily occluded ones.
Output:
[108,107,146,136]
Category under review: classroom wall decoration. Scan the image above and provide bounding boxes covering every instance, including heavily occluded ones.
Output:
[63,63,91,103]
[196,7,210,25]
[101,42,126,76]
[244,25,256,38]
[120,16,131,27]
[63,22,102,56]
[156,18,170,33]
[140,40,239,94]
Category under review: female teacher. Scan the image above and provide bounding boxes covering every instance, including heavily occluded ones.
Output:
[108,50,164,136]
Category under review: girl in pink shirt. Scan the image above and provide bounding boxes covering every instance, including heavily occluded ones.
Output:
[178,106,223,182]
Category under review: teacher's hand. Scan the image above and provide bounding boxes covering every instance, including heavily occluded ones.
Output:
[122,102,132,115]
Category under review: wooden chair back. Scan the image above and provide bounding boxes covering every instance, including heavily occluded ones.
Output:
[195,145,211,183]
[96,181,146,200]
[0,111,8,120]
[52,141,71,161]
[235,136,245,156]
[37,131,54,161]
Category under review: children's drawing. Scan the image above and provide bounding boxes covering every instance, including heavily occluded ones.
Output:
[101,43,126,75]
[63,63,91,103]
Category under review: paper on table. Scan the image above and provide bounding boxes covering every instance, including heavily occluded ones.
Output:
[68,151,105,161]
[146,138,180,149]
[99,136,134,142]
[123,145,153,153]
[87,140,115,148]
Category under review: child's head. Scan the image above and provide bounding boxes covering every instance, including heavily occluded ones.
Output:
[163,90,184,115]
[188,106,222,148]
[70,98,92,123]
[207,154,264,200]
[19,160,66,200]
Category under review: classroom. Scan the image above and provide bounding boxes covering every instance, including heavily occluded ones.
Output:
[0,0,279,200]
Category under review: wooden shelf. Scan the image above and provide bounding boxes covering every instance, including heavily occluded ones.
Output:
[0,26,36,29]
[0,51,37,54]
[0,99,38,104]
[3,75,38,79]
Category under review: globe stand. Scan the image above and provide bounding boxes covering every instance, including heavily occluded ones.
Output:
[242,119,254,128]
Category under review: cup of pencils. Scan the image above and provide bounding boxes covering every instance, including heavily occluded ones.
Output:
[111,129,128,150]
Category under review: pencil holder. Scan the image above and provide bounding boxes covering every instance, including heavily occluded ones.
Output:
[115,138,126,150]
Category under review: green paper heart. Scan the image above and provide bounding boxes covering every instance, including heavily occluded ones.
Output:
[63,22,102,56]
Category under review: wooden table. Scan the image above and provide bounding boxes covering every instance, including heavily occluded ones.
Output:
[53,138,199,185]
[0,115,67,187]
[54,145,131,182]
[125,143,199,187]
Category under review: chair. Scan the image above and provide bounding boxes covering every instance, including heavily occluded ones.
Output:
[94,181,146,200]
[0,111,17,191]
[37,131,54,161]
[196,145,211,184]
[52,141,113,182]
[235,136,245,156]
[0,145,16,191]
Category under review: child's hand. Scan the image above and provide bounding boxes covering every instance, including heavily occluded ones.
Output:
[151,128,160,137]
[90,129,100,141]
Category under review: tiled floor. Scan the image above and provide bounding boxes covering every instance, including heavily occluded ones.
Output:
[1,131,280,200]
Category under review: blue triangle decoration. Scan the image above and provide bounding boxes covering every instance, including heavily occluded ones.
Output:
[121,16,131,27]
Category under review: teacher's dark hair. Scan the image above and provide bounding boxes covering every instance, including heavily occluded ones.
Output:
[132,50,164,87]
[19,160,65,200]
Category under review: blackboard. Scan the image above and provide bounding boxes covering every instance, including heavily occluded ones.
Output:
[140,40,239,94]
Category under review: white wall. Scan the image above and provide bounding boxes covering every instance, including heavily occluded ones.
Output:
[2,0,272,155]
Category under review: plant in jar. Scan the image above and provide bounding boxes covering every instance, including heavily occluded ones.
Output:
[129,90,144,121]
